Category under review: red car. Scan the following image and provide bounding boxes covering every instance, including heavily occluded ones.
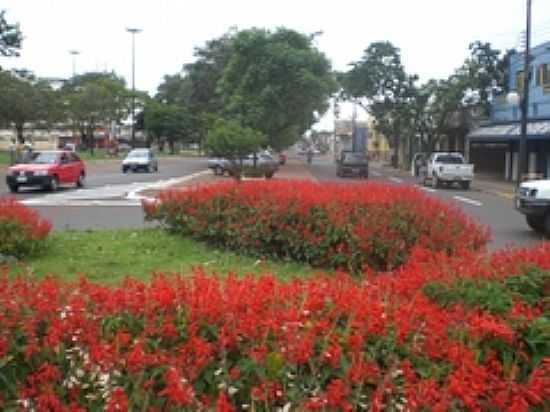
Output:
[6,150,86,193]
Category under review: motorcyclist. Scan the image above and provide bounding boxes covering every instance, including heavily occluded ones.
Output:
[306,148,314,164]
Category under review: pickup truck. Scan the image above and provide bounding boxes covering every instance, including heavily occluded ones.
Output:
[421,152,474,190]
[515,179,550,236]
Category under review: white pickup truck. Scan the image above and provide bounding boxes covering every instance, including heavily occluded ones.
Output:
[421,152,474,190]
[515,179,550,236]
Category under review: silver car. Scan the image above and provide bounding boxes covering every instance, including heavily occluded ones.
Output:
[122,149,158,173]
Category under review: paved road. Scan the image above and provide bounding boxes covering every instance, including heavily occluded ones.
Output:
[305,156,546,251]
[0,157,209,230]
[2,154,547,251]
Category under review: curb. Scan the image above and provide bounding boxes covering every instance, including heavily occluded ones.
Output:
[127,170,211,202]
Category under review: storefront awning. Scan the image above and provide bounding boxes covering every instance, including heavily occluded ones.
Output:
[467,120,550,142]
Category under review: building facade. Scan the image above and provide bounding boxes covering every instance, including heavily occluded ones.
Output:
[467,41,550,180]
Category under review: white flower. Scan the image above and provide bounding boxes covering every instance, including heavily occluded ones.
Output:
[228,386,239,395]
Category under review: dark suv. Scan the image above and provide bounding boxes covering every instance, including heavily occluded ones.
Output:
[336,151,369,178]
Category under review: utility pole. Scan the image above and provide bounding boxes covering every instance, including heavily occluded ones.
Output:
[518,0,532,185]
[126,28,142,147]
[69,50,80,78]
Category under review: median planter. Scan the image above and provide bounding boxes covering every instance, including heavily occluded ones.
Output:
[0,198,51,259]
[144,180,490,273]
[0,245,548,410]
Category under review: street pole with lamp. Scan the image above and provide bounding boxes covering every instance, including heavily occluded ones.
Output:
[69,50,80,78]
[126,27,142,147]
[507,0,532,186]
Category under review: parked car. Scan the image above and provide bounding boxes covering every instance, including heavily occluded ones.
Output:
[336,151,369,178]
[6,150,86,193]
[421,152,474,190]
[207,157,230,175]
[122,149,158,173]
[225,152,280,178]
[515,178,550,236]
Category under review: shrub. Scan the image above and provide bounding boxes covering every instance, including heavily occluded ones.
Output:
[0,198,51,258]
[0,245,548,410]
[144,180,490,273]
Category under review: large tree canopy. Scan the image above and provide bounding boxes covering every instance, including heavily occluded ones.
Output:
[0,71,59,142]
[219,28,337,150]
[62,72,130,152]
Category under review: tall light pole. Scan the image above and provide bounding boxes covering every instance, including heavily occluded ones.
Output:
[126,27,142,147]
[508,0,532,185]
[69,50,80,78]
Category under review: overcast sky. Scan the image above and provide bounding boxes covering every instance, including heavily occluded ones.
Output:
[1,0,550,129]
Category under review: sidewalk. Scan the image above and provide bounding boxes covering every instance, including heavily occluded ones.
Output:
[372,161,517,200]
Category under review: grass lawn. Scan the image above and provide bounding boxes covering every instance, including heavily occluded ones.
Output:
[10,228,318,285]
[0,151,11,165]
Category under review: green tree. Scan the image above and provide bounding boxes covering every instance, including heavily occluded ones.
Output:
[205,118,266,164]
[219,28,337,151]
[0,10,22,68]
[0,71,60,143]
[342,41,416,166]
[63,72,130,153]
[144,99,193,153]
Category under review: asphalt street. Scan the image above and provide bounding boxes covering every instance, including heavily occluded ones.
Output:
[306,156,546,251]
[0,157,208,230]
[1,155,547,251]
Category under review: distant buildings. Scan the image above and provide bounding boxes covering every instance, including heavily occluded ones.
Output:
[333,118,391,161]
[467,41,550,180]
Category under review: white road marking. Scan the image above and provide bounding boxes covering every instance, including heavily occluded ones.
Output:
[417,185,437,193]
[370,170,382,177]
[452,195,483,207]
[388,177,403,184]
[20,170,211,207]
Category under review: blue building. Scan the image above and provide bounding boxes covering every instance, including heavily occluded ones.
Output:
[467,41,550,180]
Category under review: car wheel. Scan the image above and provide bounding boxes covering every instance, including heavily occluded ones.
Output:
[122,166,128,174]
[214,166,223,176]
[155,164,158,172]
[265,172,274,179]
[460,181,470,190]
[76,172,85,188]
[526,215,545,233]
[49,176,59,192]
[8,184,18,193]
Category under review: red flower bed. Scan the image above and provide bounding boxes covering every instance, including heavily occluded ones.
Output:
[144,180,490,272]
[0,245,548,411]
[0,198,51,258]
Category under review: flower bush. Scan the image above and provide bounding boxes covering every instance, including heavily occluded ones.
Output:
[0,198,51,259]
[144,180,490,272]
[0,245,548,411]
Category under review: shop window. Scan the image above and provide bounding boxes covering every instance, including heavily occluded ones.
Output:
[540,64,550,94]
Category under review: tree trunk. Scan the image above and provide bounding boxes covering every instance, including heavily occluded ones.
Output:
[15,124,25,144]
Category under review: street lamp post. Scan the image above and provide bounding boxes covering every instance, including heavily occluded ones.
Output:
[126,28,142,147]
[69,50,80,78]
[507,0,532,186]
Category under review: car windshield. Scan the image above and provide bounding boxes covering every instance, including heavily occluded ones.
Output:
[31,152,58,164]
[343,153,367,162]
[128,151,148,158]
[437,155,464,164]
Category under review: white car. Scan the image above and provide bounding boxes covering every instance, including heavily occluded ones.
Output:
[122,149,158,173]
[515,179,550,236]
[421,152,474,190]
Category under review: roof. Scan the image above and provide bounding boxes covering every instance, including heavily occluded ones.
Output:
[467,120,550,142]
